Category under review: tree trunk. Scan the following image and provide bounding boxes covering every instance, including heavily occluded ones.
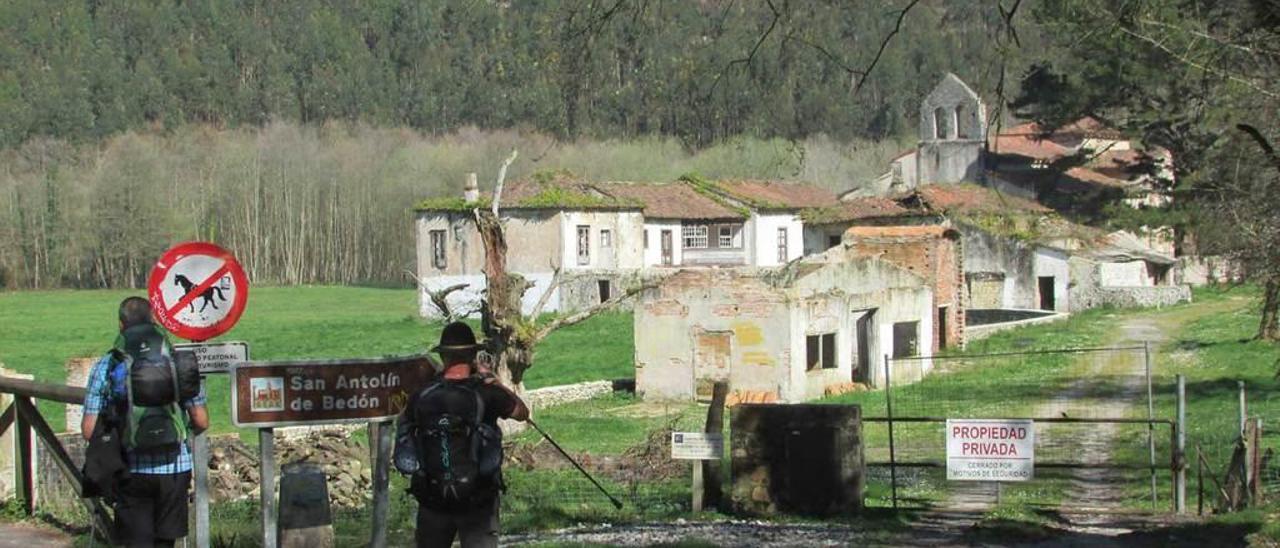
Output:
[474,209,536,386]
[1260,279,1280,341]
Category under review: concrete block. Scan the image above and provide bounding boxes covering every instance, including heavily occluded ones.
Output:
[730,403,864,517]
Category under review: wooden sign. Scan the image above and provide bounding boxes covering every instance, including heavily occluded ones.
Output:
[231,355,437,428]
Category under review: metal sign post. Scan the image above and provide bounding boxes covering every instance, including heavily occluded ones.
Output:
[175,341,249,548]
[148,242,251,548]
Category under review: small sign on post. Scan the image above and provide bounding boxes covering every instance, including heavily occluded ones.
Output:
[672,432,724,512]
[672,432,724,461]
[174,341,249,375]
[946,419,1035,481]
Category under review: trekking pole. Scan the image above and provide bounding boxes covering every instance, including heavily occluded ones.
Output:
[526,419,624,510]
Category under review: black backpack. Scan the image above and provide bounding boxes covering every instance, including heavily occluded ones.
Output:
[405,379,504,510]
[108,324,200,455]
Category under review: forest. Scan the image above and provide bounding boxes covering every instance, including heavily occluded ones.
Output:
[2,0,1277,317]
[0,0,1028,289]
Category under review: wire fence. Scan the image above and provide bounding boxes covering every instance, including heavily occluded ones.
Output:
[849,346,1179,512]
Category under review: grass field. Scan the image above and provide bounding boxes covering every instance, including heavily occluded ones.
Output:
[0,286,635,432]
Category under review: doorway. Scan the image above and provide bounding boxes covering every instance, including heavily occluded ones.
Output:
[852,309,876,383]
[1038,276,1056,311]
[937,306,949,350]
[598,280,612,303]
[660,230,674,266]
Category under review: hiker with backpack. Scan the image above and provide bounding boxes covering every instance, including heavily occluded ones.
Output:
[81,297,207,548]
[394,321,529,548]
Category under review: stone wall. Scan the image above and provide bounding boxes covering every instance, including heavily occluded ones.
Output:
[1093,286,1192,309]
[523,380,614,409]
[730,403,863,517]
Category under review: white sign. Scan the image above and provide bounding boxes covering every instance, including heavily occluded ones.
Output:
[175,341,250,375]
[946,419,1035,481]
[671,432,724,460]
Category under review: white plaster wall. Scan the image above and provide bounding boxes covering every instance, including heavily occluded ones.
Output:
[642,220,684,267]
[788,256,935,396]
[560,211,645,270]
[1033,247,1072,312]
[750,213,805,267]
[1100,261,1151,287]
[634,270,791,402]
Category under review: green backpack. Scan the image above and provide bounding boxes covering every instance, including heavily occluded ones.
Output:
[108,325,189,455]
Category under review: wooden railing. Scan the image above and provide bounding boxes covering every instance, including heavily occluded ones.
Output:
[0,376,115,543]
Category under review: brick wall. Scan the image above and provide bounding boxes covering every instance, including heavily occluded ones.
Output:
[845,232,965,351]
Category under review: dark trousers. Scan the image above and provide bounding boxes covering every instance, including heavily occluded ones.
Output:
[415,498,500,548]
[114,472,191,548]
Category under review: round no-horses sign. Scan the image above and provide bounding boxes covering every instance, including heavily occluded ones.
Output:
[148,241,249,342]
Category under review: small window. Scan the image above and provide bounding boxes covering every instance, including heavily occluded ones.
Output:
[576,225,590,265]
[955,105,967,139]
[718,225,742,248]
[776,227,789,263]
[806,333,837,371]
[429,230,447,269]
[644,230,649,250]
[683,224,709,249]
[933,107,946,140]
[600,229,612,249]
[893,321,919,358]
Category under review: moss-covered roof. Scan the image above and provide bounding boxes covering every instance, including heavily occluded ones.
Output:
[414,174,641,212]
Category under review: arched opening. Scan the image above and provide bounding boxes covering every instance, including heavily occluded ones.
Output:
[954,105,966,139]
[933,107,946,140]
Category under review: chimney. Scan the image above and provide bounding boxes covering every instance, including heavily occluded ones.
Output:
[463,172,479,203]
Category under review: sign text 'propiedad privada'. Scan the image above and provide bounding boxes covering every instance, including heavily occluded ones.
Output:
[946,419,1035,481]
[231,355,436,428]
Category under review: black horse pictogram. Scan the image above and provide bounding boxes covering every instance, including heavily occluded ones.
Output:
[174,274,227,313]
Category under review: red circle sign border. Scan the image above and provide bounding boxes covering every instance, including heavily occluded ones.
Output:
[147,241,250,342]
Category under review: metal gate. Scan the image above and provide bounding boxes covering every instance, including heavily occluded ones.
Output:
[859,345,1188,513]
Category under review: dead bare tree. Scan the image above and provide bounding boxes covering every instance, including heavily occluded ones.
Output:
[470,150,661,390]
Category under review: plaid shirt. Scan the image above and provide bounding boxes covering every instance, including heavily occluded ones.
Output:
[83,353,206,475]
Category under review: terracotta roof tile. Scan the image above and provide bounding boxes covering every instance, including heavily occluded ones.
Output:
[915,184,1050,214]
[801,196,914,224]
[712,180,838,210]
[601,182,743,220]
[845,225,955,239]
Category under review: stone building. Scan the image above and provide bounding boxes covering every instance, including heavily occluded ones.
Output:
[414,175,848,318]
[843,225,965,351]
[635,247,934,403]
[414,175,646,318]
[917,73,988,186]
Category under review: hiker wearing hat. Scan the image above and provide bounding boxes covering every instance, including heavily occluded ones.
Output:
[394,321,529,548]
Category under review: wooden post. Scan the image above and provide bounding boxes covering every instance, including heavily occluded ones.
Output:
[261,427,277,548]
[1238,381,1247,435]
[702,381,727,511]
[193,377,211,548]
[691,462,704,512]
[1197,444,1205,516]
[1175,375,1186,514]
[370,420,393,548]
[16,397,32,516]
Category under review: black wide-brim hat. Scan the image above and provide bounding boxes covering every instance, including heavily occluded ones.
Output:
[432,321,483,353]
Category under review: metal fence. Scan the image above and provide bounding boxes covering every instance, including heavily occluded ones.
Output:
[858,345,1185,513]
